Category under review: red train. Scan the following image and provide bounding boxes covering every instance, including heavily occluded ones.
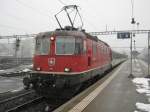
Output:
[23,27,125,98]
[23,5,126,98]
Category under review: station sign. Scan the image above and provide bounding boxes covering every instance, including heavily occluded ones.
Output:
[117,32,131,39]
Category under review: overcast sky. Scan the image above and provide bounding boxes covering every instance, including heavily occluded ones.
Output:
[0,0,150,53]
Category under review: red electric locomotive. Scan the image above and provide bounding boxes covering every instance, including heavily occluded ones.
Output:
[23,5,112,98]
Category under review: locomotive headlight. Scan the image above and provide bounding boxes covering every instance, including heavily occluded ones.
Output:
[50,37,55,41]
[36,67,41,71]
[64,68,71,72]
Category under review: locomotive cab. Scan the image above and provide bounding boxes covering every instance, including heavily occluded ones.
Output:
[33,30,87,73]
[23,30,90,92]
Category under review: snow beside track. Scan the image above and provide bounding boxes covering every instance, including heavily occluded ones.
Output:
[132,78,150,112]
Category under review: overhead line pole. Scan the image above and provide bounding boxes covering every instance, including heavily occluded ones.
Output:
[130,32,133,77]
[148,32,150,78]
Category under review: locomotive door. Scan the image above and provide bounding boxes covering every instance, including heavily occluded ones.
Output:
[87,40,92,67]
[88,56,91,66]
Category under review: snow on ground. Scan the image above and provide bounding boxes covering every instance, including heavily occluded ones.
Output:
[136,102,150,112]
[132,78,150,112]
[11,86,24,92]
[0,70,4,72]
[28,64,33,68]
[22,68,31,72]
[132,78,150,94]
[132,78,150,87]
[134,111,139,112]
[20,64,32,72]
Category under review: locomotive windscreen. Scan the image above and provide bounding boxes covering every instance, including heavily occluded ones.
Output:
[56,36,75,55]
[56,36,84,55]
[35,37,50,55]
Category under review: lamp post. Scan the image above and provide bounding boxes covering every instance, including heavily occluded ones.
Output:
[133,40,136,60]
[133,40,136,51]
[128,0,136,78]
[128,18,136,78]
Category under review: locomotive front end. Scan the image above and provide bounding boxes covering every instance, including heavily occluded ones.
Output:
[23,31,88,97]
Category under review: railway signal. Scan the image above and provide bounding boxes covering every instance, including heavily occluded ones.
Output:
[15,38,21,51]
[14,38,21,64]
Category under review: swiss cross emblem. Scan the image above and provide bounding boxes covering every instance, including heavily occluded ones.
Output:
[48,58,55,66]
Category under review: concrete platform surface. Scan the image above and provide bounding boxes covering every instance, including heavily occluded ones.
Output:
[67,59,150,112]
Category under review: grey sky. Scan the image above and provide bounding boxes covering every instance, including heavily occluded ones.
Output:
[0,0,150,53]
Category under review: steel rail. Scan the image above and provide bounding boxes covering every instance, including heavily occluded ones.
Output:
[6,96,44,112]
[0,90,34,104]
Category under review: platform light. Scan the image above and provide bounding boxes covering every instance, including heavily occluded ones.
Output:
[50,37,55,41]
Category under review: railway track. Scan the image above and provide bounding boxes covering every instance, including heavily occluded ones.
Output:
[0,63,20,69]
[0,89,30,102]
[0,89,62,112]
[0,61,31,70]
[0,68,31,77]
[0,71,29,77]
[0,90,40,112]
[6,96,44,112]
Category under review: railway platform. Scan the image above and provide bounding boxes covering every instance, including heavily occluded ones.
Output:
[54,59,150,112]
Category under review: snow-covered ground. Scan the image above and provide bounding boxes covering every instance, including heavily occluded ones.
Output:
[132,78,150,112]
[22,68,31,72]
[0,64,33,74]
[135,102,150,112]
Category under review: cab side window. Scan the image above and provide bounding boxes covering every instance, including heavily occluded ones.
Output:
[92,42,97,55]
[75,38,83,54]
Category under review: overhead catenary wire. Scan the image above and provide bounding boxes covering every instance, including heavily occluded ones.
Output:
[75,6,101,31]
[0,12,53,32]
[16,0,49,17]
[131,0,134,18]
[84,17,101,31]
[1,11,28,23]
[57,0,67,6]
[0,1,59,34]
[111,46,145,49]
[0,11,39,31]
[15,0,55,28]
[0,23,29,32]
